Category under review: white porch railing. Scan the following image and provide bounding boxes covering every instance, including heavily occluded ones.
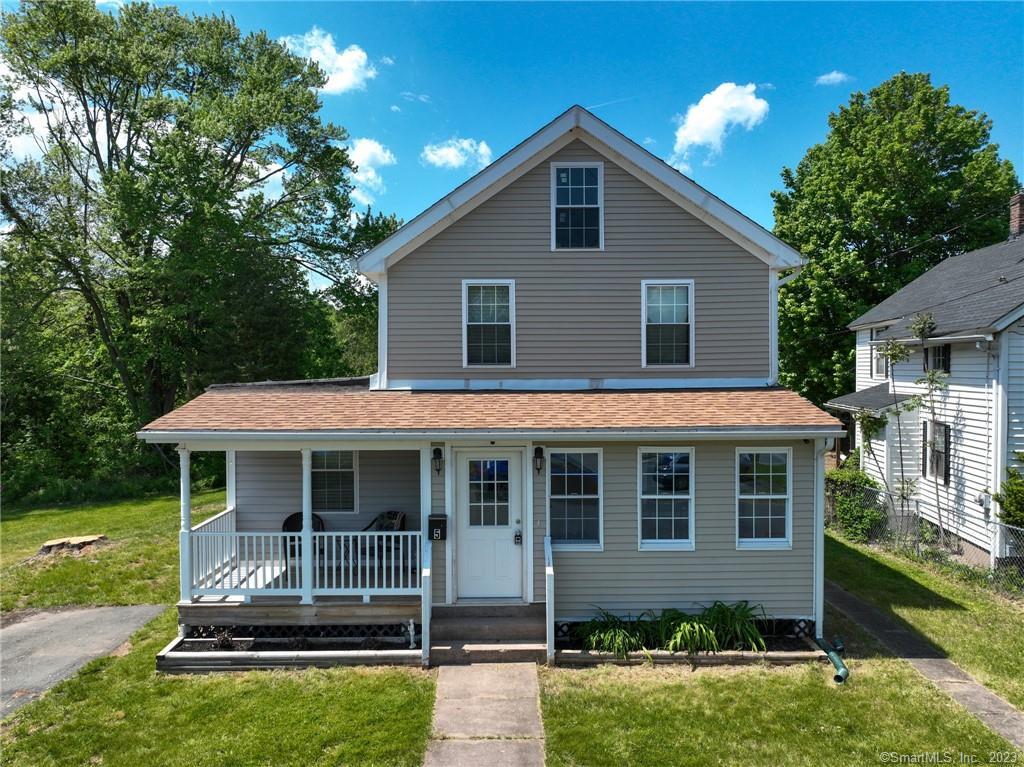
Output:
[312,532,421,595]
[186,516,422,600]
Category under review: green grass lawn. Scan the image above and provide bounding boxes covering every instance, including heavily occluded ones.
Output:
[1,490,224,611]
[1,609,435,767]
[825,534,1024,709]
[541,606,1020,766]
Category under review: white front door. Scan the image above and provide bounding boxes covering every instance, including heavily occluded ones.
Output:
[456,451,524,599]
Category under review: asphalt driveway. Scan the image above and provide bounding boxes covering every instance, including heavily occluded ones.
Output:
[1,605,164,716]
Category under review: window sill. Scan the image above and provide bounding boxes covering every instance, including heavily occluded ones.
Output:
[462,364,516,370]
[550,247,604,253]
[736,540,792,551]
[551,544,603,553]
[639,541,695,552]
[641,364,695,370]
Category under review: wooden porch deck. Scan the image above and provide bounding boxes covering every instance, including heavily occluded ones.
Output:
[179,595,421,627]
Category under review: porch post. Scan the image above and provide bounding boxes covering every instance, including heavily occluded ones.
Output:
[178,447,192,603]
[301,448,313,604]
[225,449,236,509]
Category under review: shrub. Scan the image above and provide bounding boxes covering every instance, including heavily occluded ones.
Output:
[576,603,766,656]
[827,466,887,542]
[576,610,645,657]
[699,601,766,652]
[993,453,1024,528]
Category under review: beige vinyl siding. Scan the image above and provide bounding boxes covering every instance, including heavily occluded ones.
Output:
[387,140,770,382]
[543,440,815,619]
[234,450,422,532]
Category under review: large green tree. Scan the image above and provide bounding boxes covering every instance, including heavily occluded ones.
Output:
[0,1,368,499]
[774,72,1018,404]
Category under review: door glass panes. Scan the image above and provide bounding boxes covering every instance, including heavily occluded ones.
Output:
[468,459,510,526]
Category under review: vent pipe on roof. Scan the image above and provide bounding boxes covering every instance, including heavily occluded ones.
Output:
[1010,190,1024,240]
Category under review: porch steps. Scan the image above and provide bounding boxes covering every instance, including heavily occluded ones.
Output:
[430,604,546,663]
[430,640,547,665]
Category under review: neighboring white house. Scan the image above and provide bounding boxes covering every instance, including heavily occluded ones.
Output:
[827,193,1024,565]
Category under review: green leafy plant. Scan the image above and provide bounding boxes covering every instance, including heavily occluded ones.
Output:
[993,453,1024,528]
[827,467,888,542]
[665,617,720,654]
[576,610,645,657]
[699,601,767,652]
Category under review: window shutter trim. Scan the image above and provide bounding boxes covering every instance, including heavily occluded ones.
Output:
[943,424,951,486]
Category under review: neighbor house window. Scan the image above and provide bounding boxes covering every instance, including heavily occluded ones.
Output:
[638,448,694,550]
[736,449,791,548]
[548,450,602,549]
[642,280,693,366]
[922,421,950,486]
[551,163,602,249]
[871,328,889,379]
[312,451,357,513]
[924,344,951,374]
[463,280,515,367]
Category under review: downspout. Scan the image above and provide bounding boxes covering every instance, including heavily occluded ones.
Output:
[814,436,849,683]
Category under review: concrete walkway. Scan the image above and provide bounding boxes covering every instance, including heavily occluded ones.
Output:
[1,605,164,717]
[826,581,1024,749]
[424,663,545,767]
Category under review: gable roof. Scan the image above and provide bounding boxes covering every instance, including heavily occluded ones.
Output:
[357,106,802,277]
[849,237,1024,341]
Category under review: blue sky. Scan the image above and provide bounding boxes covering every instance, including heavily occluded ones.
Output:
[174,3,1021,229]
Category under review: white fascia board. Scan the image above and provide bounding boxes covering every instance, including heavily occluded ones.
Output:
[385,376,772,390]
[138,426,845,447]
[992,301,1024,332]
[358,106,802,276]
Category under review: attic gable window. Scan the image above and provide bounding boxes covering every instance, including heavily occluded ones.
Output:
[551,163,603,250]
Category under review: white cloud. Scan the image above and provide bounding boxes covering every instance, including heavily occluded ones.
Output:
[380,55,395,66]
[280,28,376,95]
[815,70,851,86]
[420,138,492,170]
[642,136,657,147]
[390,104,401,113]
[400,91,431,103]
[668,82,769,173]
[348,137,396,206]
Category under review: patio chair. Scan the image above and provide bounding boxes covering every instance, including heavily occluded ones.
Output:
[345,511,407,563]
[282,512,326,569]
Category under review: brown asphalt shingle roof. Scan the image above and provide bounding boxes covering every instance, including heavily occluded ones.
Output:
[140,385,842,435]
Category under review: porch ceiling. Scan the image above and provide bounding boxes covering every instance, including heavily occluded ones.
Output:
[139,383,842,440]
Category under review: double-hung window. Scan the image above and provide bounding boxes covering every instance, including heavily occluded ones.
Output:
[736,448,791,549]
[922,420,951,486]
[642,280,693,366]
[312,451,357,514]
[551,163,602,249]
[924,344,951,374]
[871,328,889,379]
[548,450,602,550]
[638,448,694,550]
[462,280,515,367]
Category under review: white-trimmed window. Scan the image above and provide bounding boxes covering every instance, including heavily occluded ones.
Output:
[548,449,602,550]
[736,448,791,549]
[551,162,603,250]
[638,448,694,550]
[870,328,889,379]
[642,280,694,367]
[924,344,951,374]
[922,420,950,486]
[462,280,515,367]
[312,451,358,513]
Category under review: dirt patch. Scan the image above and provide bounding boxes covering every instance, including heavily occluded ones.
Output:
[110,640,133,657]
[26,537,111,565]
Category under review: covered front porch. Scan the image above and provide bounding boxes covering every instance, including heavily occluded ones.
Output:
[176,444,434,609]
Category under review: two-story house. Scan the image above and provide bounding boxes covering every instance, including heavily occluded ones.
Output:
[140,106,844,669]
[827,193,1024,567]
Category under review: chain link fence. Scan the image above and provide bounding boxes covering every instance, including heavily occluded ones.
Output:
[824,482,1024,598]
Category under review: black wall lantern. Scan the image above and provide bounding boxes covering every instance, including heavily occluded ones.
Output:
[432,447,444,475]
[533,446,546,474]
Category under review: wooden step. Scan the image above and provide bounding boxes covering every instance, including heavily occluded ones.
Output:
[432,602,545,619]
[430,640,546,665]
[431,615,545,641]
